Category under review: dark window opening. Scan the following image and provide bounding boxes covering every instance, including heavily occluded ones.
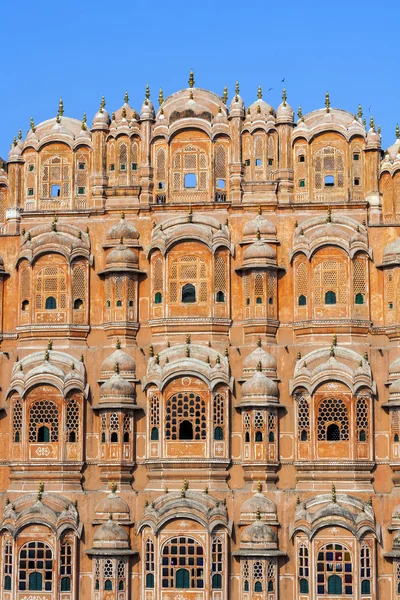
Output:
[244,580,249,591]
[15,431,20,443]
[324,175,334,187]
[61,577,71,591]
[299,179,306,188]
[217,178,226,189]
[179,420,193,440]
[28,188,34,196]
[73,298,83,310]
[176,568,190,589]
[214,426,223,440]
[300,578,309,593]
[300,430,308,442]
[212,574,222,589]
[354,178,360,186]
[268,431,274,442]
[155,292,163,304]
[389,302,394,309]
[298,155,305,163]
[146,573,154,588]
[158,182,165,190]
[254,581,263,592]
[325,290,337,305]
[298,294,307,306]
[268,580,274,592]
[4,575,11,590]
[246,297,250,305]
[268,158,273,166]
[255,159,262,167]
[51,185,61,197]
[359,429,366,442]
[245,159,251,167]
[29,164,35,172]
[353,153,360,161]
[361,580,370,594]
[116,300,122,307]
[182,283,196,303]
[255,431,263,442]
[78,187,85,195]
[37,426,50,443]
[120,164,126,171]
[151,427,159,441]
[245,432,250,443]
[106,300,111,308]
[131,163,137,171]
[184,173,196,189]
[68,431,76,443]
[123,431,130,443]
[104,579,113,591]
[110,432,118,443]
[29,572,43,591]
[395,433,399,443]
[256,297,263,305]
[78,162,85,170]
[22,300,30,311]
[129,300,134,307]
[45,296,57,310]
[326,423,341,441]
[101,432,106,443]
[118,580,124,590]
[110,164,115,171]
[216,290,225,303]
[328,574,342,595]
[355,293,364,305]
[268,297,273,305]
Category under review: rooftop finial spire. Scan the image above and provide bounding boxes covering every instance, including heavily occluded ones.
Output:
[282,88,287,106]
[235,81,240,100]
[124,90,129,104]
[159,88,164,106]
[188,70,195,88]
[145,84,150,102]
[396,123,400,139]
[222,85,228,104]
[257,360,262,372]
[257,337,262,348]
[370,115,375,131]
[332,483,336,503]
[326,207,332,223]
[325,91,330,113]
[37,481,44,502]
[18,129,22,140]
[81,113,87,130]
[297,106,303,120]
[257,85,262,100]
[116,338,121,349]
[58,97,64,117]
[257,480,262,493]
[358,104,363,119]
[30,116,35,132]
[100,96,105,112]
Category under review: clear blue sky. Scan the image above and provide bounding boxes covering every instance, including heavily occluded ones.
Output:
[1,0,398,157]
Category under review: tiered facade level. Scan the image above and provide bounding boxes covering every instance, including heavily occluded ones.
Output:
[1,75,400,599]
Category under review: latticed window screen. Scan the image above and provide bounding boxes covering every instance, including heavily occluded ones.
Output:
[243,412,251,434]
[267,560,275,591]
[156,147,166,181]
[392,410,400,441]
[0,191,5,223]
[13,398,22,442]
[254,272,265,300]
[171,145,208,191]
[353,259,366,297]
[296,262,308,300]
[214,254,227,294]
[118,142,128,169]
[4,540,13,587]
[386,271,395,304]
[213,394,225,427]
[297,397,310,441]
[75,154,88,198]
[395,173,400,219]
[298,544,309,589]
[243,273,250,305]
[161,536,205,589]
[314,260,347,305]
[212,537,223,588]
[35,265,67,311]
[153,258,163,295]
[396,561,400,593]
[41,155,70,199]
[150,394,160,427]
[168,256,208,303]
[117,559,126,590]
[267,272,276,305]
[165,392,207,440]
[105,278,112,306]
[127,276,136,307]
[356,397,369,441]
[316,544,352,596]
[317,398,349,441]
[381,173,394,221]
[115,276,124,303]
[72,265,85,303]
[109,413,119,434]
[29,400,59,442]
[60,541,72,588]
[20,268,31,303]
[254,411,265,431]
[146,538,155,576]
[253,561,264,590]
[268,412,277,435]
[66,398,80,442]
[360,543,372,594]
[18,542,53,592]
[314,146,345,190]
[123,414,131,443]
[214,145,227,179]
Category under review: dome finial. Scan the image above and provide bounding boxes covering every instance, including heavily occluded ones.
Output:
[114,362,120,374]
[257,85,262,100]
[188,69,195,88]
[331,483,336,503]
[58,97,64,117]
[116,338,121,349]
[30,116,35,132]
[257,337,262,348]
[81,113,87,130]
[18,129,22,140]
[222,85,228,104]
[111,482,117,493]
[326,207,332,223]
[358,104,363,119]
[297,106,303,120]
[124,90,129,104]
[282,88,287,106]
[186,333,191,345]
[256,228,261,241]
[257,104,261,114]
[37,481,44,502]
[378,125,381,134]
[145,84,150,101]
[332,333,337,347]
[158,88,164,106]
[396,124,400,139]
[330,345,335,357]
[100,96,106,112]
[257,480,262,493]
[256,508,261,520]
[257,360,262,372]
[47,339,53,350]
[370,115,375,131]
[258,204,262,215]
[325,91,330,113]
[235,81,240,101]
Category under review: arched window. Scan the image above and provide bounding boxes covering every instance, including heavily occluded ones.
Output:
[214,426,223,440]
[109,413,119,444]
[184,173,196,189]
[298,294,307,306]
[360,543,372,595]
[355,293,364,305]
[255,431,263,442]
[316,543,352,596]
[165,392,207,441]
[19,542,53,592]
[22,299,30,311]
[117,559,126,592]
[298,543,309,594]
[13,399,22,443]
[155,292,162,304]
[356,397,369,443]
[162,537,204,589]
[153,258,163,307]
[111,432,118,443]
[212,537,223,588]
[254,411,265,443]
[182,283,196,303]
[213,393,225,440]
[300,578,309,593]
[104,579,113,590]
[151,427,159,441]
[4,541,13,590]
[317,398,349,441]
[253,561,264,593]
[45,296,57,309]
[298,396,310,442]
[73,298,83,309]
[29,400,59,443]
[66,398,79,443]
[216,290,225,302]
[325,290,337,305]
[145,538,155,588]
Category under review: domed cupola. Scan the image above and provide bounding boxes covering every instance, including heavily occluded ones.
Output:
[94,485,131,523]
[240,362,278,406]
[242,339,277,379]
[229,81,245,117]
[385,124,400,160]
[103,241,139,271]
[240,233,277,270]
[382,236,400,267]
[99,365,136,408]
[242,208,277,241]
[239,518,279,551]
[247,86,275,121]
[366,115,381,149]
[100,339,136,381]
[105,213,140,247]
[276,88,294,123]
[140,85,155,120]
[92,96,110,129]
[240,484,278,524]
[8,135,22,162]
[75,113,91,142]
[91,516,132,552]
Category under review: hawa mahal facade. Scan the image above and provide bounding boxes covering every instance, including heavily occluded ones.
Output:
[0,73,400,599]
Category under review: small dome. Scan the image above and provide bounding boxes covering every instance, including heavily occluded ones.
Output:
[243,345,277,375]
[248,95,274,120]
[383,237,400,265]
[8,141,22,160]
[100,374,135,399]
[101,348,136,378]
[366,125,381,148]
[140,99,155,120]
[107,216,139,242]
[241,370,278,400]
[385,127,400,160]
[276,92,294,122]
[243,240,276,262]
[93,518,129,548]
[106,244,138,268]
[243,214,276,237]
[92,107,110,128]
[95,492,130,521]
[241,520,278,548]
[241,492,277,518]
